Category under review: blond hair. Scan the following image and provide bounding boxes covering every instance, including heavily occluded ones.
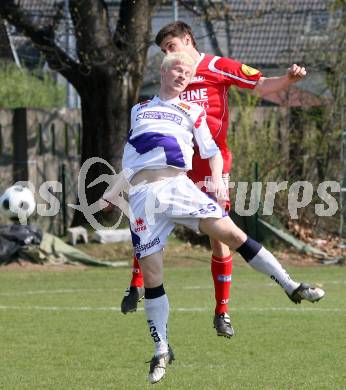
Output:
[161,52,196,73]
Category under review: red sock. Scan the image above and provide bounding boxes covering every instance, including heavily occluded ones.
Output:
[130,256,144,287]
[211,255,233,314]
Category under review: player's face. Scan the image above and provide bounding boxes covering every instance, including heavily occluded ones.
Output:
[160,34,193,55]
[161,61,193,95]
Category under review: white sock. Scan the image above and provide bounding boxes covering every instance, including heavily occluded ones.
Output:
[144,293,169,356]
[249,247,300,294]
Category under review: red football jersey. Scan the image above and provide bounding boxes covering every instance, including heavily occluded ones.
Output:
[180,53,262,183]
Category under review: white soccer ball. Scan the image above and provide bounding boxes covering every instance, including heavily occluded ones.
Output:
[0,185,36,220]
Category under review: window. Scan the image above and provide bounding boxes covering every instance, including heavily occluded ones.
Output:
[308,12,329,35]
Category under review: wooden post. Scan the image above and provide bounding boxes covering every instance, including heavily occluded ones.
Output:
[12,108,28,183]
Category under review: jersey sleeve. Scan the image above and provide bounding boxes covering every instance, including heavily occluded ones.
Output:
[208,56,263,89]
[192,109,220,159]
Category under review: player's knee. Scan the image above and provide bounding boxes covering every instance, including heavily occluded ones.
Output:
[141,261,163,288]
[218,220,247,250]
[142,270,162,288]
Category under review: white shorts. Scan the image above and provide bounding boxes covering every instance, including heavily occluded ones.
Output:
[128,174,223,259]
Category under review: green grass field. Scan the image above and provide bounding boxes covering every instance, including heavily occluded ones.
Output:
[0,249,345,390]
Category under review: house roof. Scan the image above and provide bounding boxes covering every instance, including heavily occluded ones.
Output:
[6,0,338,66]
[145,0,339,104]
[261,85,329,107]
[150,0,337,68]
[210,0,335,67]
[2,0,341,106]
[13,0,62,14]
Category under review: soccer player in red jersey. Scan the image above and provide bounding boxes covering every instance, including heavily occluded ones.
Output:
[121,21,319,337]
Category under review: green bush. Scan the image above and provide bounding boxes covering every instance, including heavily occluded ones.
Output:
[0,63,65,108]
[228,88,284,183]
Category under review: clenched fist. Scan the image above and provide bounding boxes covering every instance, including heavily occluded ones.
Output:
[287,64,307,82]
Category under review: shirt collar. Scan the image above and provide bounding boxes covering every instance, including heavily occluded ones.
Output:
[155,95,181,105]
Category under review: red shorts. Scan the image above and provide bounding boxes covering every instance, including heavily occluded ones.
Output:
[187,149,232,211]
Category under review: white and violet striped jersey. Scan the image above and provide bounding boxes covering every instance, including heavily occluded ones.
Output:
[122,95,219,180]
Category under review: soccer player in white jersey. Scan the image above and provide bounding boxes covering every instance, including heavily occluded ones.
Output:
[121,21,324,339]
[119,52,324,384]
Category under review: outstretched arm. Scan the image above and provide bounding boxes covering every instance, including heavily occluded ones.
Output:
[254,64,307,96]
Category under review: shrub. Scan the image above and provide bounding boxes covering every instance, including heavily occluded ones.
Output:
[0,63,65,108]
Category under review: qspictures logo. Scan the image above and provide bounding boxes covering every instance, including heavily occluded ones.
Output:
[5,157,341,229]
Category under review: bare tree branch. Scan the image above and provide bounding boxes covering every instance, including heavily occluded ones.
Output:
[197,0,223,57]
[69,0,116,71]
[0,0,82,88]
[178,0,201,16]
[222,2,232,57]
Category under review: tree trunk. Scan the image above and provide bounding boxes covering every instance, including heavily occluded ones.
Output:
[71,68,135,226]
[0,0,158,228]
